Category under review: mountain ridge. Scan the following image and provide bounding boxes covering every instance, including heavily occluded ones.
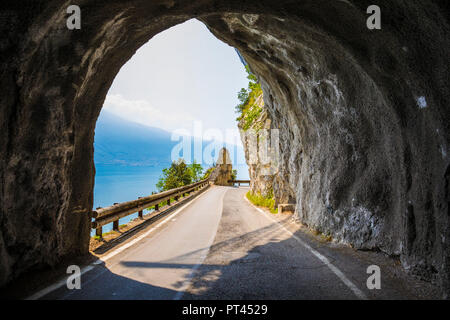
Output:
[94,110,176,166]
[94,110,246,168]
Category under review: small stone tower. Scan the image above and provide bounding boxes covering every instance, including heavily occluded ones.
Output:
[210,148,233,186]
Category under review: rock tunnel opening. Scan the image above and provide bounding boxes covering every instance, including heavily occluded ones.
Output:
[0,1,449,296]
[91,18,251,236]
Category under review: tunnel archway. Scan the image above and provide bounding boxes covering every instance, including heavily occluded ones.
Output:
[1,1,449,295]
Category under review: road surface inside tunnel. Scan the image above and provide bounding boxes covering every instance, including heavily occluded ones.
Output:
[38,186,434,300]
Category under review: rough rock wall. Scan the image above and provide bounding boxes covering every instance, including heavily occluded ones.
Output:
[202,5,450,294]
[0,0,192,286]
[238,94,279,199]
[0,0,449,296]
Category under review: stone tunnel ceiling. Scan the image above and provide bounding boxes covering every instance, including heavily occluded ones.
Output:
[0,1,449,296]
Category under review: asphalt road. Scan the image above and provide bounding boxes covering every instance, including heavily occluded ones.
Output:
[38,186,438,300]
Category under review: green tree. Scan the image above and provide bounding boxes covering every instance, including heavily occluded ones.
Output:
[231,169,237,181]
[156,159,193,191]
[188,160,203,182]
[236,88,249,114]
[156,159,205,191]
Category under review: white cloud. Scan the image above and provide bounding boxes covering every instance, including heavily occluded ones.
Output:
[103,94,197,132]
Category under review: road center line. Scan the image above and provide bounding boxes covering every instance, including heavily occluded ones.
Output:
[243,195,368,300]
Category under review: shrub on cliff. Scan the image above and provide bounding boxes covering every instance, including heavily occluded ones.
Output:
[235,66,264,130]
[202,165,216,180]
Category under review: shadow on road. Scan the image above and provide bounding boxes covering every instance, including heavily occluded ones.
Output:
[52,263,180,300]
[120,217,342,299]
[119,206,440,300]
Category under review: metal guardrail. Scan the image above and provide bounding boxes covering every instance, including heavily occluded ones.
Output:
[229,180,251,186]
[91,179,210,237]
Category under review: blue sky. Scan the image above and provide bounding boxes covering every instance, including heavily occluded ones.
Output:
[102,19,249,146]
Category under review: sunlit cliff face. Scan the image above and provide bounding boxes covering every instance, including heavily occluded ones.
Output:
[0,0,448,296]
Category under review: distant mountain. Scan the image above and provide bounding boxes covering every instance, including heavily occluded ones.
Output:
[94,110,176,167]
[94,110,248,179]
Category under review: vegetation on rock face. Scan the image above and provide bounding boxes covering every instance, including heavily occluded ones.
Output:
[156,159,204,192]
[202,166,216,180]
[235,65,264,131]
[246,190,277,214]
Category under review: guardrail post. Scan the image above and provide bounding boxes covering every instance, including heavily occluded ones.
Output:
[167,199,171,206]
[113,220,119,231]
[138,210,143,219]
[96,226,102,238]
[155,204,159,211]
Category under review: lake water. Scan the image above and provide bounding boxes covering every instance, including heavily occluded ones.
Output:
[92,163,249,234]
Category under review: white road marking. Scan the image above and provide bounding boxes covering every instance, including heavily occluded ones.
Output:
[244,196,368,300]
[25,265,95,300]
[25,187,212,300]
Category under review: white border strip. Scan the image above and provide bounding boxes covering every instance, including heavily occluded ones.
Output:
[25,187,212,300]
[25,265,95,300]
[244,196,368,300]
